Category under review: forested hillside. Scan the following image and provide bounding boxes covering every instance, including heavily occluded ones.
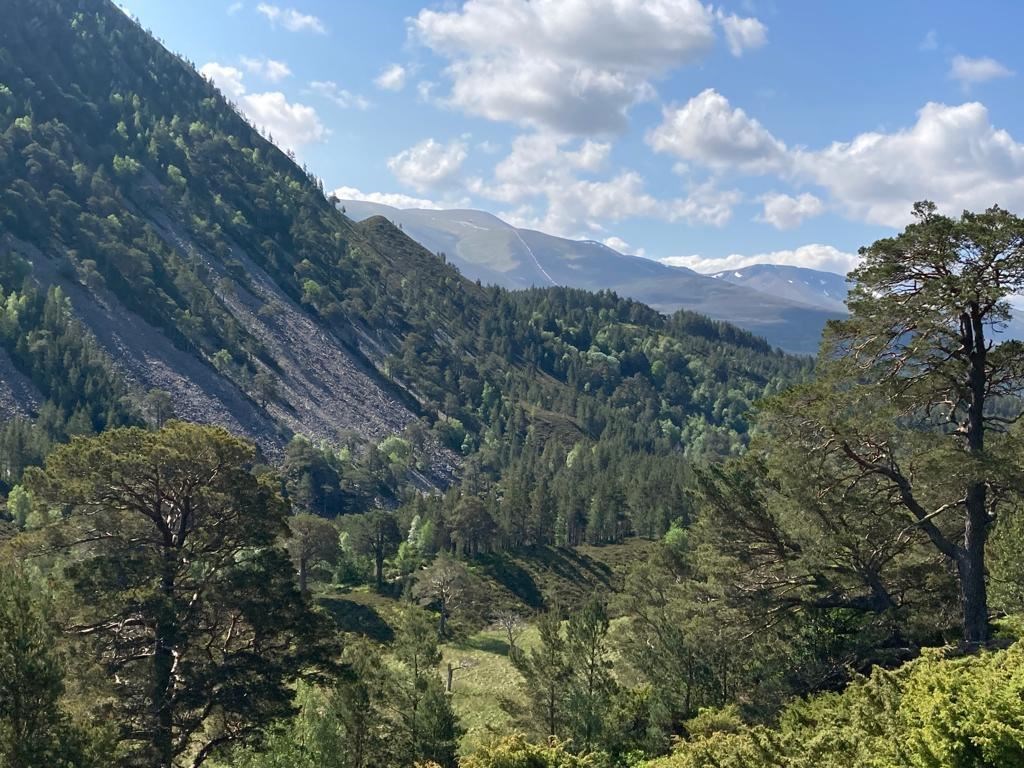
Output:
[3,2,1024,768]
[0,0,805,491]
[340,200,842,355]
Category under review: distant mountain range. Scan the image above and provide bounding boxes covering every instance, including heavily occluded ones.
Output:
[340,200,848,355]
[709,264,850,313]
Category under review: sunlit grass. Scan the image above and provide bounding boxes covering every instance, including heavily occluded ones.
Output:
[441,624,540,755]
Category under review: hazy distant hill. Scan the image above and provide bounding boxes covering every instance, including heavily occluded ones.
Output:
[709,263,850,313]
[341,200,843,354]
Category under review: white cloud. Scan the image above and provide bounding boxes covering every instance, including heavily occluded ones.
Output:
[375,64,407,92]
[647,88,788,173]
[411,0,747,134]
[200,62,246,99]
[240,92,327,151]
[256,3,326,34]
[919,29,937,52]
[200,62,326,153]
[470,132,740,235]
[416,80,437,103]
[332,186,444,210]
[309,81,370,110]
[716,10,767,57]
[648,89,1024,230]
[793,101,1024,227]
[227,1,243,15]
[387,138,469,192]
[660,244,859,275]
[495,134,610,185]
[756,192,824,229]
[949,55,1013,87]
[603,235,645,257]
[241,56,292,82]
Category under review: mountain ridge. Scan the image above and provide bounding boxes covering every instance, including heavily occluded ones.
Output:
[339,199,843,354]
[708,263,850,313]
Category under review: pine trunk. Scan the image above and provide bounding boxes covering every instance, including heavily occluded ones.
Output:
[960,481,989,645]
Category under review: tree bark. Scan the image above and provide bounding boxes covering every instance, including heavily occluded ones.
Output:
[960,481,989,645]
[438,606,447,640]
[154,560,177,768]
[960,305,990,644]
[547,685,556,738]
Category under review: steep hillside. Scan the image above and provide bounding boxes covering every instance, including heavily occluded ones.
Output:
[0,0,439,458]
[341,200,842,354]
[0,0,807,489]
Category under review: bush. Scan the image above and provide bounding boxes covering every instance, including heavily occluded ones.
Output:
[644,641,1024,768]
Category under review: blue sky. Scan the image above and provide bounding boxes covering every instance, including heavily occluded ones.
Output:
[120,1,1024,274]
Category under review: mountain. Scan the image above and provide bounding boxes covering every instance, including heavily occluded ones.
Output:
[708,263,1024,341]
[0,0,808,486]
[709,264,850,313]
[340,200,843,354]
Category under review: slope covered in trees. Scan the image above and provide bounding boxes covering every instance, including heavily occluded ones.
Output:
[0,0,806,492]
[5,2,1024,768]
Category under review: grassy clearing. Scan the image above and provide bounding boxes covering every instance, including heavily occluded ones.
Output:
[441,623,540,755]
[313,540,657,754]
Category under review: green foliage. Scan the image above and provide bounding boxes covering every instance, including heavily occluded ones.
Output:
[392,607,464,767]
[23,422,338,767]
[227,640,394,768]
[989,504,1024,615]
[564,599,616,753]
[5,484,33,530]
[0,282,138,486]
[459,733,596,768]
[771,202,1024,644]
[6,2,1024,765]
[287,513,341,593]
[511,610,570,741]
[0,566,101,767]
[644,642,1024,768]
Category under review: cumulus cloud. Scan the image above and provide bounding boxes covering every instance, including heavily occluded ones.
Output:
[256,3,326,34]
[375,64,407,91]
[649,89,1024,230]
[309,81,371,110]
[793,101,1024,227]
[648,89,788,173]
[387,138,469,192]
[716,10,767,57]
[331,186,444,210]
[411,0,748,134]
[660,244,859,275]
[200,62,326,152]
[949,55,1013,87]
[237,93,327,151]
[241,56,292,82]
[201,62,246,99]
[470,132,740,235]
[756,192,824,229]
[602,236,644,256]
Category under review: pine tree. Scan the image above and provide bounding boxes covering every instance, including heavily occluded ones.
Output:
[0,567,93,767]
[24,422,337,767]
